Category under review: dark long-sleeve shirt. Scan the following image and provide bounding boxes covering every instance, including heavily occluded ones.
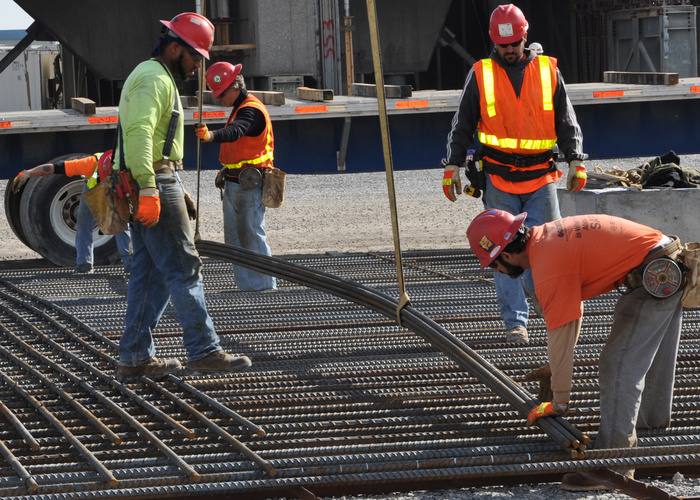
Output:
[210,89,266,143]
[442,48,585,167]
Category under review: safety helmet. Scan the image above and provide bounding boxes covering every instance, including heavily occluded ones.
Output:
[489,4,528,45]
[206,62,243,98]
[529,42,543,55]
[97,150,113,182]
[160,12,215,59]
[466,209,527,268]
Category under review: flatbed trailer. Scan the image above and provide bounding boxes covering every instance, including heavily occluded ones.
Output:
[3,78,700,180]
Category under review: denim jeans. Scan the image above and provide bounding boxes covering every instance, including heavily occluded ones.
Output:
[119,174,221,366]
[223,180,276,291]
[77,185,132,269]
[482,174,561,330]
[597,287,683,449]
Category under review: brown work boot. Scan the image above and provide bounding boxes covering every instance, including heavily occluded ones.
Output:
[186,350,252,374]
[116,357,183,381]
[505,325,529,344]
[561,472,610,492]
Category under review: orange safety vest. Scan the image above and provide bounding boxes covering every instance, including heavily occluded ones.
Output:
[219,93,274,171]
[474,55,561,194]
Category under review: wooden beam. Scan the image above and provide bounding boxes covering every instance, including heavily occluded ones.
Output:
[351,83,412,98]
[249,90,286,106]
[297,87,334,102]
[71,97,96,115]
[603,71,679,85]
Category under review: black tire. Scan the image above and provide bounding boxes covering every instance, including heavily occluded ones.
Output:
[17,154,121,268]
[4,175,31,249]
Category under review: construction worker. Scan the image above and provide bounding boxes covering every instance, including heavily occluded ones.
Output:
[441,4,587,344]
[195,62,277,291]
[113,12,251,381]
[11,151,132,273]
[467,209,686,492]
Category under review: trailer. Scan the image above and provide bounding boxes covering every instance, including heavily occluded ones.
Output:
[3,0,700,267]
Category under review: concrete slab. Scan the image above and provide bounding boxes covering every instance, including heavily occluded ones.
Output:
[558,187,700,242]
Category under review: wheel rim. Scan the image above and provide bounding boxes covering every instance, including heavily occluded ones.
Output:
[48,180,112,247]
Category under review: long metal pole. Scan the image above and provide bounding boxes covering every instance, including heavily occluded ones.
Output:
[365,0,410,324]
[194,1,206,239]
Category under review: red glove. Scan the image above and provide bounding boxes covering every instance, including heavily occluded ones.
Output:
[195,123,210,142]
[528,401,568,425]
[567,160,587,193]
[136,188,160,227]
[442,165,461,202]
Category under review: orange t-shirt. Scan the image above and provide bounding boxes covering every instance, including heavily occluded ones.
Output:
[528,215,662,330]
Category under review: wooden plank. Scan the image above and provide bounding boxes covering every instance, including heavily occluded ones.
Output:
[249,90,286,106]
[351,83,412,98]
[297,86,334,102]
[71,97,96,115]
[603,71,679,85]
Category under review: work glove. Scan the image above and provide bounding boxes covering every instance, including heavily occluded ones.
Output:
[524,363,553,402]
[183,189,197,220]
[11,170,30,194]
[567,160,587,193]
[136,188,161,227]
[442,164,462,202]
[195,122,211,142]
[214,167,228,190]
[527,401,569,425]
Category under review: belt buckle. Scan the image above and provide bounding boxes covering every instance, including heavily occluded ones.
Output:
[512,155,527,168]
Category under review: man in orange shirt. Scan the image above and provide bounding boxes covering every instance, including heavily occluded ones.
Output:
[467,209,684,492]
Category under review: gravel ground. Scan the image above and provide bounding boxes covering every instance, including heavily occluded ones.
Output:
[1,155,699,498]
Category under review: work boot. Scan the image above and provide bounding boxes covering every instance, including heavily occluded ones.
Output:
[73,263,94,274]
[186,350,252,374]
[116,357,183,381]
[505,325,528,344]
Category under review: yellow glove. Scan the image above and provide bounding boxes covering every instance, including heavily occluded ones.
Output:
[442,164,462,202]
[567,160,587,193]
[11,170,30,194]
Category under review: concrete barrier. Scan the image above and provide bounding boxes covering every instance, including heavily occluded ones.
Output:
[558,187,700,242]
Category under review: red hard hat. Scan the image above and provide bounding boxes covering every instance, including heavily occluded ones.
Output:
[160,12,215,59]
[489,4,528,45]
[97,150,113,182]
[206,62,242,98]
[466,209,527,268]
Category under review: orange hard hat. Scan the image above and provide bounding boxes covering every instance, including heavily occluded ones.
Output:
[97,150,113,182]
[489,4,528,45]
[160,12,215,59]
[206,62,242,98]
[466,209,527,268]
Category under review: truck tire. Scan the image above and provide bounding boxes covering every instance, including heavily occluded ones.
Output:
[17,154,121,268]
[4,176,31,249]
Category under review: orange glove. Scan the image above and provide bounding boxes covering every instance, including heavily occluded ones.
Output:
[527,401,569,425]
[567,160,587,193]
[11,170,30,193]
[442,165,461,202]
[195,123,210,142]
[136,188,160,227]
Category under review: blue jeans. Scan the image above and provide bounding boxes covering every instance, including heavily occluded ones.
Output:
[597,287,683,449]
[77,185,132,269]
[482,174,561,330]
[223,180,276,291]
[119,174,221,366]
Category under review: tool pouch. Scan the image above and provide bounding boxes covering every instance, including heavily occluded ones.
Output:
[81,178,127,235]
[680,242,700,308]
[262,167,286,208]
[111,170,140,223]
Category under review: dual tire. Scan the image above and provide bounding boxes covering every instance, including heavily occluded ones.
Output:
[4,154,122,268]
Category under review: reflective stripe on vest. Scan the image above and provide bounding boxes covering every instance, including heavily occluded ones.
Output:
[478,56,557,151]
[86,152,102,189]
[220,97,274,170]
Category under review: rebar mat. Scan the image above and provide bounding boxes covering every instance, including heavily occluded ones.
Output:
[0,248,696,499]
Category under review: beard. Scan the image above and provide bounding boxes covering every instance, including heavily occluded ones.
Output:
[500,259,525,279]
[174,52,188,80]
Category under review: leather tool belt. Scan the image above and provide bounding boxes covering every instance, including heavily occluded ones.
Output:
[482,146,555,168]
[619,235,684,292]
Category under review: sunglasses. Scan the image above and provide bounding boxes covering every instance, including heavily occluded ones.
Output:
[497,39,523,49]
[185,46,203,62]
[488,259,500,269]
